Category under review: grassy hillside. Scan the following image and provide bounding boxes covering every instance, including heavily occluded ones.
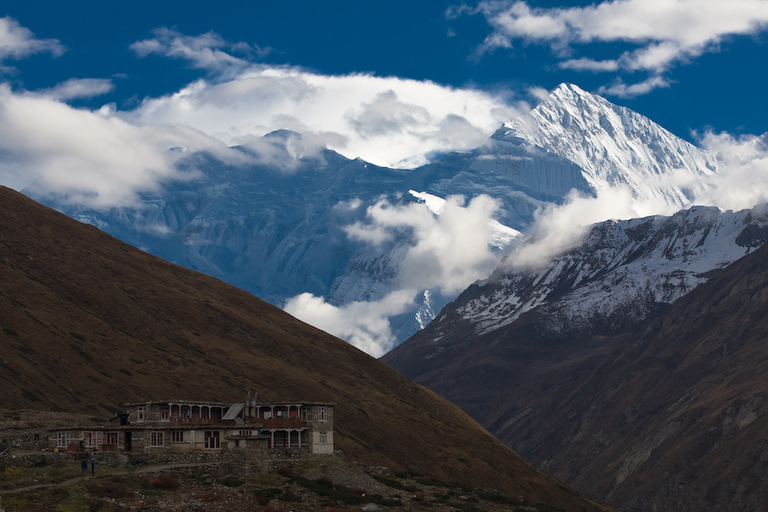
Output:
[0,187,610,511]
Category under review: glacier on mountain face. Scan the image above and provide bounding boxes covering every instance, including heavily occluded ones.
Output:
[21,84,725,353]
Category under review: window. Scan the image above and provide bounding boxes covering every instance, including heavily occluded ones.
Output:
[150,431,164,447]
[239,430,251,437]
[319,432,327,444]
[83,431,94,448]
[137,406,145,423]
[204,430,220,449]
[170,430,184,443]
[57,431,70,448]
[318,407,327,422]
[105,432,118,446]
[161,405,169,421]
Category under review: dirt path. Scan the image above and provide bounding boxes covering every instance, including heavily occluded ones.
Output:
[0,461,221,495]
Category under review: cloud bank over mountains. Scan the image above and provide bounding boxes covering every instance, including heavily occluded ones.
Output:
[122,27,519,169]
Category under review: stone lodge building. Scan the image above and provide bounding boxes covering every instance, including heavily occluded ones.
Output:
[48,398,334,456]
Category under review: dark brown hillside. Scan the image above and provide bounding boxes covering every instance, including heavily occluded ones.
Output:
[0,186,611,511]
[385,236,768,511]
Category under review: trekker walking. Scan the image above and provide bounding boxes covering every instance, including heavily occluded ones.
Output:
[81,459,87,476]
[90,457,95,476]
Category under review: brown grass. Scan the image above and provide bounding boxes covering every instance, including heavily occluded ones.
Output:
[0,186,612,512]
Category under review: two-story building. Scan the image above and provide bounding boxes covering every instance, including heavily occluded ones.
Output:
[49,398,334,456]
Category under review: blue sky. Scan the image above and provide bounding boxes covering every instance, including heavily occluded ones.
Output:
[2,0,768,200]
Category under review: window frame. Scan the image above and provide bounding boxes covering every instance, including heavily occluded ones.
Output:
[150,431,164,448]
[57,431,70,448]
[204,430,221,449]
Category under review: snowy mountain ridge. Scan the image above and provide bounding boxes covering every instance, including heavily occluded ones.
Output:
[22,83,725,352]
[432,203,768,345]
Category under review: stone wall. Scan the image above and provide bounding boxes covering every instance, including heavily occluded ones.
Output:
[0,428,49,452]
[0,446,339,472]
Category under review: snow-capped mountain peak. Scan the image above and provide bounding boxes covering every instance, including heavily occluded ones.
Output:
[503,83,718,208]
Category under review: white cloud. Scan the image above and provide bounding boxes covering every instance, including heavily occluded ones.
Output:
[284,290,416,357]
[696,131,768,210]
[504,185,674,269]
[122,62,518,169]
[285,193,507,355]
[597,75,671,98]
[0,84,234,207]
[466,0,768,96]
[346,194,503,294]
[130,27,269,77]
[560,58,619,72]
[40,78,115,101]
[0,16,64,63]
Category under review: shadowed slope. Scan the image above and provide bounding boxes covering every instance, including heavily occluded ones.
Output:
[0,187,610,511]
[385,232,768,511]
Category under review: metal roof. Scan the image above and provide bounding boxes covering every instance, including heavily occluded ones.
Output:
[222,403,244,420]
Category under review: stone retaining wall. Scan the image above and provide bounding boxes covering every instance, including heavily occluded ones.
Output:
[0,428,48,452]
[0,447,341,472]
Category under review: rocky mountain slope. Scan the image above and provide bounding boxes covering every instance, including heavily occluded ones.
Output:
[22,84,719,348]
[393,203,768,360]
[383,204,768,511]
[0,186,611,511]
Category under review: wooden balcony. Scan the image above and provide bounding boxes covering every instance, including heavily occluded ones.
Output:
[246,417,308,429]
[168,417,220,425]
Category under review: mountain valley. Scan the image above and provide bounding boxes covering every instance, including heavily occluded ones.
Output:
[0,186,612,511]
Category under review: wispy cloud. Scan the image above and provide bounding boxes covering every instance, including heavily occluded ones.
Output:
[504,186,669,270]
[0,16,64,72]
[458,0,768,97]
[130,27,271,78]
[40,78,115,101]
